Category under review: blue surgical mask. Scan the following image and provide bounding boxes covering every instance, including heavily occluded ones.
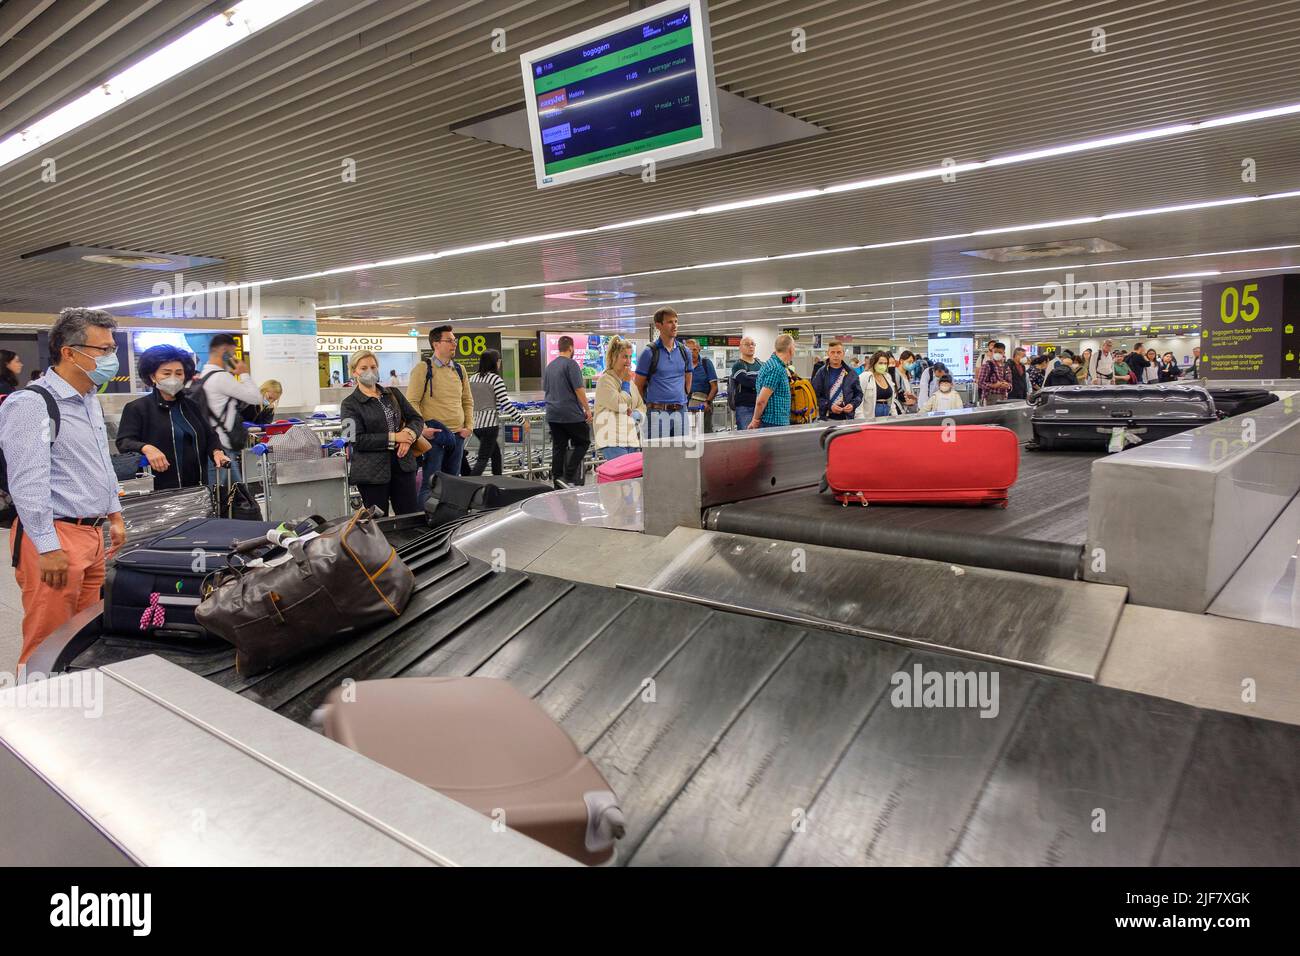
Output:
[74,348,119,387]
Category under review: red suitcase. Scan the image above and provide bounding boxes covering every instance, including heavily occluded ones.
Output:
[822,423,1019,507]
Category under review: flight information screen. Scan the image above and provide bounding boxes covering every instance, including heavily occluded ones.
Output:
[521,1,716,187]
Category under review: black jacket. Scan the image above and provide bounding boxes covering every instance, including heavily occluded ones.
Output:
[811,363,864,419]
[1043,364,1077,388]
[1008,362,1028,399]
[116,389,221,490]
[1157,361,1183,382]
[341,386,424,486]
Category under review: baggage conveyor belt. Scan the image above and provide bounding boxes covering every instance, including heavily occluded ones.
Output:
[705,448,1103,579]
[60,513,1300,866]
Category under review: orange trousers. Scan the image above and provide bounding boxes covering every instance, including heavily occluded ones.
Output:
[12,519,105,667]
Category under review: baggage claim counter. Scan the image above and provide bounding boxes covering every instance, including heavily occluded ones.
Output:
[2,397,1298,866]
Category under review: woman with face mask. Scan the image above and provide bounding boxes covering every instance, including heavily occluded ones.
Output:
[115,345,229,489]
[250,379,283,425]
[341,349,426,515]
[860,351,905,419]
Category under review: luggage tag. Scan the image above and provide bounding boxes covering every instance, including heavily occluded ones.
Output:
[1105,426,1145,453]
[244,531,319,568]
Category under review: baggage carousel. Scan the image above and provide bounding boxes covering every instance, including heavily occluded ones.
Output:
[704,448,1102,579]
[6,393,1300,866]
[33,509,1300,867]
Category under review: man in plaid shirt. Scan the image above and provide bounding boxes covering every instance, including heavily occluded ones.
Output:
[976,341,1012,405]
[749,334,797,428]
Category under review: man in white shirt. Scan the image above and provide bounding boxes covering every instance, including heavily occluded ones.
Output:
[199,333,265,483]
[1089,339,1116,385]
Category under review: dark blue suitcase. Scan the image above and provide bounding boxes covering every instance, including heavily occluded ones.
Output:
[103,516,278,637]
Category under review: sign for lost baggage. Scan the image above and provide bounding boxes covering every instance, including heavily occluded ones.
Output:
[1201,274,1300,379]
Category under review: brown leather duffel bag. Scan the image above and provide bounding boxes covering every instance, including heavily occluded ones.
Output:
[195,508,414,675]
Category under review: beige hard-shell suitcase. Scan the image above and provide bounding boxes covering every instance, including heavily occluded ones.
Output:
[320,677,625,865]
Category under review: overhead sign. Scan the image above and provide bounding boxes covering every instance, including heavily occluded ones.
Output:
[1201,274,1300,379]
[780,327,800,339]
[519,0,718,188]
[455,332,502,360]
[317,335,420,353]
[938,308,962,326]
[1058,322,1201,338]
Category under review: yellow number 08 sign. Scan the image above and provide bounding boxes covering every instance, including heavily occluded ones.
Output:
[1220,282,1261,324]
[456,334,490,357]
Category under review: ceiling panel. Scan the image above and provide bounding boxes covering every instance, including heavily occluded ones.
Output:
[1,0,1298,342]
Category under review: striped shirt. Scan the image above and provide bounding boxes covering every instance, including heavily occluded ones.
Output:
[0,368,121,554]
[470,372,523,429]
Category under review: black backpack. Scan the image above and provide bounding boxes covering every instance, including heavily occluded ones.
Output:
[191,369,260,450]
[0,384,60,495]
[421,357,467,397]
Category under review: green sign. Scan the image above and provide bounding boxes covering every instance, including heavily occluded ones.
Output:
[1201,275,1300,379]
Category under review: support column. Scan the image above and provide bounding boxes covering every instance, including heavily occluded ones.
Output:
[245,296,319,411]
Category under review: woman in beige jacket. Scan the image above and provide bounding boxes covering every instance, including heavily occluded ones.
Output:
[593,336,646,460]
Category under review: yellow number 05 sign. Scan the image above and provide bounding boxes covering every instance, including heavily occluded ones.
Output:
[1219,282,1260,324]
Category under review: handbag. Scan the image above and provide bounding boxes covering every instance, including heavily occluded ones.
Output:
[195,509,414,675]
[212,465,262,521]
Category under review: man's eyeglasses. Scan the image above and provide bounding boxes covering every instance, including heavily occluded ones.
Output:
[74,344,116,356]
[436,337,456,345]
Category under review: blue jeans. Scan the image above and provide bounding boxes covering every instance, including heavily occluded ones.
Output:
[648,409,688,439]
[416,429,466,510]
[600,446,638,461]
[874,402,892,418]
[734,405,755,430]
[207,448,242,485]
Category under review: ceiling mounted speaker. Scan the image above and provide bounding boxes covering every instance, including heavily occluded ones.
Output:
[20,242,224,271]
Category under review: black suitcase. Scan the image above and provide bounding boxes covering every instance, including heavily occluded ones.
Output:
[117,485,215,554]
[1029,384,1217,452]
[104,516,278,637]
[1205,386,1278,419]
[424,473,552,524]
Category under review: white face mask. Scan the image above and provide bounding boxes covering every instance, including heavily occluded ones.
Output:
[156,376,184,396]
[939,384,953,393]
[358,370,379,386]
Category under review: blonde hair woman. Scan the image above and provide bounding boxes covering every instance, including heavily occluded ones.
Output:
[593,336,646,460]
[252,379,283,425]
[340,350,425,515]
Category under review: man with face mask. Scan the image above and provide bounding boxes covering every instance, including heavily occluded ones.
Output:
[0,308,127,667]
[975,341,1012,405]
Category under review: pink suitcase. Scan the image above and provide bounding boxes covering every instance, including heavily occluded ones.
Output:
[320,677,626,865]
[596,451,643,483]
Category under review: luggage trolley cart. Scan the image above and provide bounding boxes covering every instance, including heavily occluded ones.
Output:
[242,423,351,524]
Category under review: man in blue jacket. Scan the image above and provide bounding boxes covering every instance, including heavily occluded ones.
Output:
[811,340,863,420]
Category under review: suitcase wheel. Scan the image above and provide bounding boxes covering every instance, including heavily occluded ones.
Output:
[998,499,1009,509]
